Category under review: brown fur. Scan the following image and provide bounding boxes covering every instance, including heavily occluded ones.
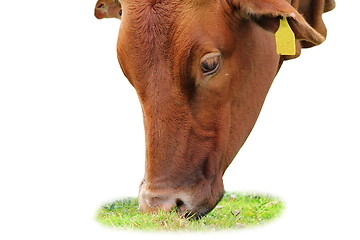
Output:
[98,0,335,217]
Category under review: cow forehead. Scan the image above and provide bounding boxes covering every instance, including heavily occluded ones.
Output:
[124,1,190,50]
[119,1,197,75]
[120,0,229,67]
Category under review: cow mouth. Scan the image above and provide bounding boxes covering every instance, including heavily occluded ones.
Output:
[176,191,225,220]
[179,209,212,220]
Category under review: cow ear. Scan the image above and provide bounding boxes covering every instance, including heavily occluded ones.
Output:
[229,0,325,46]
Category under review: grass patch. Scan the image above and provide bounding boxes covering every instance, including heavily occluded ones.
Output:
[96,192,284,231]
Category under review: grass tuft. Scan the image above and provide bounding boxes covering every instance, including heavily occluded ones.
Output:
[96,192,284,231]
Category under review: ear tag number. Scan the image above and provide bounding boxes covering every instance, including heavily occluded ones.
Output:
[275,18,296,55]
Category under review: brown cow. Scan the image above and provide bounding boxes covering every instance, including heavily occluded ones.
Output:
[96,0,335,218]
[94,0,122,19]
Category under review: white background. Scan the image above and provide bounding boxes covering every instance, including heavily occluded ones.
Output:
[0,1,359,239]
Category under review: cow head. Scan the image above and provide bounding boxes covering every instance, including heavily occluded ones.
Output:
[112,0,328,218]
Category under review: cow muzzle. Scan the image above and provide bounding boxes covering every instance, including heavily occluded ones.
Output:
[138,178,224,219]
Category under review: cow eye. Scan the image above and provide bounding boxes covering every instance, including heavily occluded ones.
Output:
[200,53,221,76]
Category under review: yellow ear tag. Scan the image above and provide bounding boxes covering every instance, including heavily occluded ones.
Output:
[275,18,296,55]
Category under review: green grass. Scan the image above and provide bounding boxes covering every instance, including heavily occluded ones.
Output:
[96,192,284,231]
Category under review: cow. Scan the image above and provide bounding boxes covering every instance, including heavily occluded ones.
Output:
[95,0,335,219]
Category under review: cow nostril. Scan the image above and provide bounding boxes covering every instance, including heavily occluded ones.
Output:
[176,199,184,208]
[97,3,105,9]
